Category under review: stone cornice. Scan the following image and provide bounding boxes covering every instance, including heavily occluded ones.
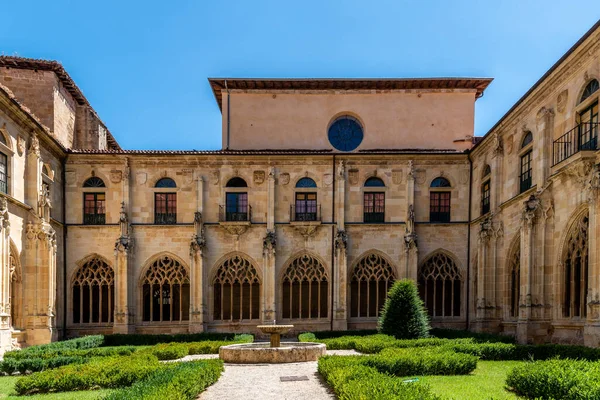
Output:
[472,27,600,157]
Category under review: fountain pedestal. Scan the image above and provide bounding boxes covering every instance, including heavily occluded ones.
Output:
[257,324,293,347]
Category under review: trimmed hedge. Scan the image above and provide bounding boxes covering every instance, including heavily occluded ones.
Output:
[102,332,251,346]
[105,359,224,400]
[367,348,477,376]
[430,328,515,344]
[506,359,600,400]
[187,336,253,355]
[150,343,189,361]
[13,353,161,395]
[4,345,137,361]
[446,342,600,361]
[378,279,430,339]
[4,335,103,361]
[299,330,378,340]
[0,356,86,375]
[318,356,441,400]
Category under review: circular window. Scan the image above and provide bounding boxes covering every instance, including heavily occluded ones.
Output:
[328,116,363,151]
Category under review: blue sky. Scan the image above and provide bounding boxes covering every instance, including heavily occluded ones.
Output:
[1,1,599,150]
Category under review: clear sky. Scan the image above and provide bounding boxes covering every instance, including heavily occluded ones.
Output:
[1,1,599,150]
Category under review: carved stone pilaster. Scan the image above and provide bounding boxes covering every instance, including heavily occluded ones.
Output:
[27,134,40,157]
[334,229,348,253]
[522,194,540,227]
[115,202,132,254]
[0,197,9,234]
[190,212,206,256]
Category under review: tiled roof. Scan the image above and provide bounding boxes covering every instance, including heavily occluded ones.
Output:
[0,56,121,150]
[68,148,464,156]
[208,78,493,111]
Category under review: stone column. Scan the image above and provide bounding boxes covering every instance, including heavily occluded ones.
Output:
[114,202,134,334]
[517,195,539,344]
[24,219,58,345]
[189,211,206,332]
[0,199,11,353]
[262,167,276,322]
[476,220,491,323]
[536,107,554,184]
[404,161,418,281]
[25,134,41,212]
[332,161,347,330]
[585,165,600,346]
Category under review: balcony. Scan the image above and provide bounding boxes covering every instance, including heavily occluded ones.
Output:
[290,204,321,222]
[219,205,252,223]
[154,212,176,225]
[83,213,106,225]
[553,122,598,166]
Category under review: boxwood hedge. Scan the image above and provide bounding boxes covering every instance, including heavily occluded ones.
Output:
[102,332,251,346]
[105,359,224,400]
[318,356,442,400]
[13,353,161,395]
[506,359,600,400]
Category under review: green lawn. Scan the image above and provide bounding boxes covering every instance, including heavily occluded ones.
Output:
[419,361,523,400]
[0,376,113,399]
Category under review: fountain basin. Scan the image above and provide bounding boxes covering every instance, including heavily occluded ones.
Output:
[219,342,326,364]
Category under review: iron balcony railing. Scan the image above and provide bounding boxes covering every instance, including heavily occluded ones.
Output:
[363,211,384,223]
[553,122,599,165]
[290,204,321,222]
[83,213,106,225]
[219,205,252,222]
[155,212,177,225]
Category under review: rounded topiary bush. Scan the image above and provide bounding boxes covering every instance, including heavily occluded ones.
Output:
[378,279,430,339]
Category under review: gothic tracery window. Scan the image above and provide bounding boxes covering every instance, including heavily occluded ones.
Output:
[350,253,395,318]
[563,212,589,318]
[418,252,462,317]
[142,256,190,322]
[213,255,260,321]
[508,243,520,318]
[73,257,114,324]
[282,254,328,319]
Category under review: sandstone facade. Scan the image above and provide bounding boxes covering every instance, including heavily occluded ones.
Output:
[0,21,596,353]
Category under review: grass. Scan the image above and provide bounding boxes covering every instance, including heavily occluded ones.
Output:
[419,361,523,400]
[0,376,113,399]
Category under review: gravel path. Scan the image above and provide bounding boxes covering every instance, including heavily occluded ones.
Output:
[199,350,359,400]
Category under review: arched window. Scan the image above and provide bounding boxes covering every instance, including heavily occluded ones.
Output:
[83,177,106,225]
[430,177,451,222]
[73,257,114,324]
[42,164,51,177]
[154,178,177,224]
[296,177,316,188]
[521,132,533,148]
[508,242,520,318]
[155,177,176,188]
[282,254,328,319]
[224,177,249,221]
[350,253,395,318]
[563,212,589,318]
[213,255,260,321]
[142,255,190,322]
[0,152,7,195]
[226,177,248,188]
[580,79,599,104]
[83,177,106,187]
[481,165,491,215]
[418,252,462,317]
[364,177,385,223]
[9,244,22,329]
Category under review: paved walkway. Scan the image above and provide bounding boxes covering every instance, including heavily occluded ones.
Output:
[199,350,360,400]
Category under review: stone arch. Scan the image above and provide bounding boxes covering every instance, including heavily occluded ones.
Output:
[418,249,463,318]
[557,206,589,319]
[349,249,396,319]
[576,77,599,105]
[9,240,22,329]
[363,175,388,187]
[0,128,12,151]
[505,233,521,318]
[82,170,111,188]
[138,252,190,323]
[211,252,261,321]
[71,253,115,324]
[428,175,454,188]
[280,251,329,320]
[327,111,366,133]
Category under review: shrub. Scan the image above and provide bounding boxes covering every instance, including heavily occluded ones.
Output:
[13,353,161,395]
[0,356,87,375]
[378,279,430,339]
[430,328,515,343]
[151,343,189,360]
[105,359,224,400]
[506,359,600,400]
[367,348,477,376]
[4,345,137,361]
[102,332,250,346]
[446,342,600,362]
[4,335,104,361]
[318,356,441,400]
[299,330,378,340]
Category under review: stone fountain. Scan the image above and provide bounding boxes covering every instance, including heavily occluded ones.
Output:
[219,322,326,364]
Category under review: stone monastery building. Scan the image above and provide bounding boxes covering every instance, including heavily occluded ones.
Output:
[0,20,598,354]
